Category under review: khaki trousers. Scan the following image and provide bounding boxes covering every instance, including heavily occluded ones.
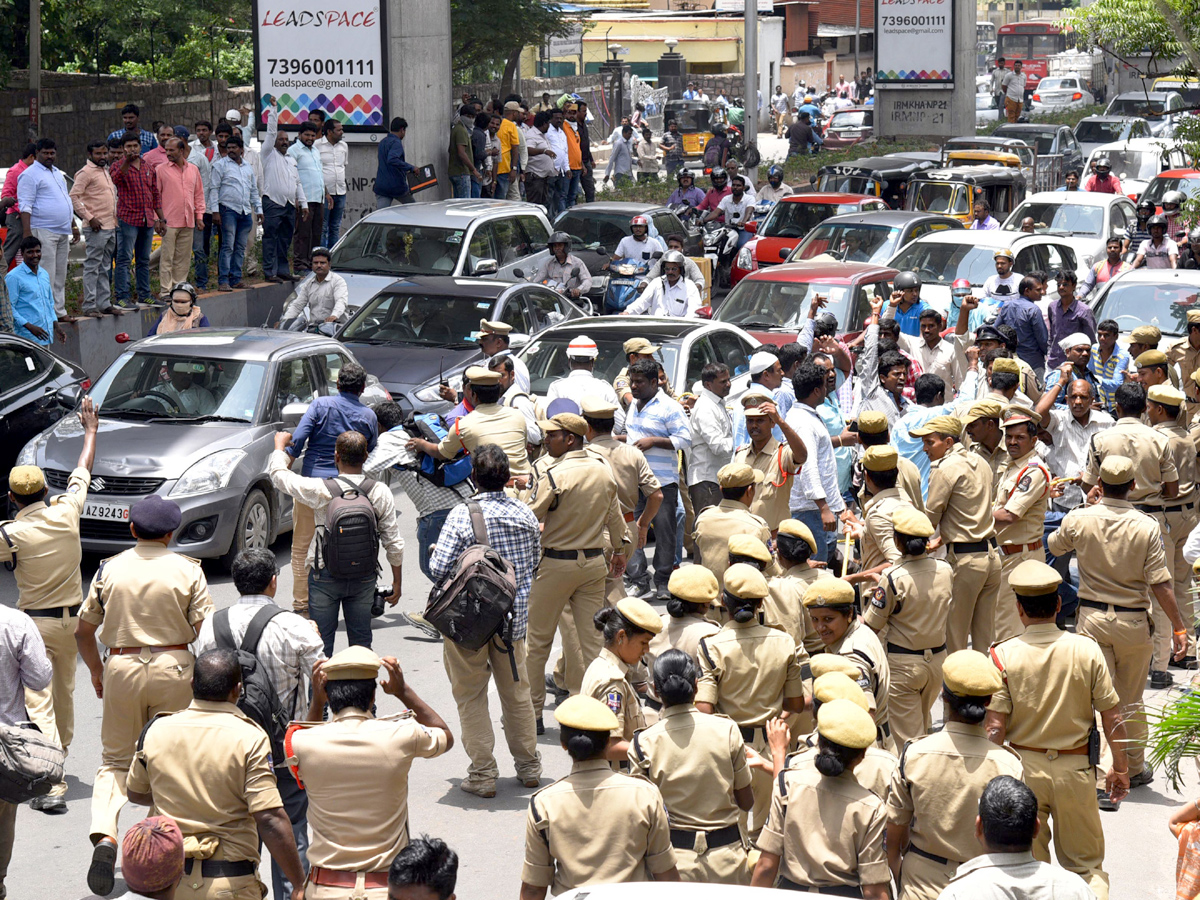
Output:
[526,554,607,715]
[89,649,193,842]
[176,870,262,900]
[159,226,195,293]
[24,609,78,798]
[442,636,541,784]
[551,610,587,694]
[674,835,750,885]
[291,501,316,615]
[308,880,387,900]
[745,730,773,839]
[944,547,1001,652]
[996,546,1039,643]
[1157,507,1198,667]
[1077,604,1154,780]
[0,799,14,896]
[1018,749,1109,900]
[898,845,960,900]
[886,650,945,751]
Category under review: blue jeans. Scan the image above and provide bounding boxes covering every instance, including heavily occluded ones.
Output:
[268,767,309,900]
[262,196,295,278]
[566,170,581,208]
[417,508,452,581]
[218,206,253,285]
[308,567,376,657]
[792,507,832,564]
[115,219,153,302]
[470,179,482,198]
[549,173,569,218]
[1044,508,1079,622]
[191,213,214,288]
[494,173,510,199]
[322,194,346,246]
[450,173,472,198]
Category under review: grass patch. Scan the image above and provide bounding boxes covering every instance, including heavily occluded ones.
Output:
[976,103,1105,135]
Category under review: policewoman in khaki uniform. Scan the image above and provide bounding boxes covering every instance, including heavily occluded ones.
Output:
[125,649,306,900]
[76,495,212,896]
[752,699,890,898]
[855,411,925,512]
[645,566,720,677]
[289,646,453,899]
[521,695,680,897]
[692,463,773,592]
[847,446,914,586]
[733,393,807,533]
[629,649,755,884]
[764,519,829,657]
[696,564,806,836]
[0,396,99,811]
[884,650,1023,900]
[915,413,1002,654]
[862,507,953,749]
[985,560,1128,900]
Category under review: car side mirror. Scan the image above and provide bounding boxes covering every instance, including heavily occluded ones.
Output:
[652,251,663,260]
[474,258,499,276]
[281,402,309,428]
[809,175,817,185]
[744,220,758,234]
[509,333,530,350]
[513,267,525,278]
[56,383,83,409]
[779,248,790,259]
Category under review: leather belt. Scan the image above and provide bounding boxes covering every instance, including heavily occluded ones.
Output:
[183,859,255,878]
[950,539,995,554]
[999,541,1041,556]
[542,547,604,560]
[110,644,190,656]
[1010,742,1089,756]
[1134,502,1163,513]
[669,823,742,850]
[908,844,954,866]
[777,876,863,897]
[1163,501,1195,514]
[623,511,636,523]
[23,604,80,619]
[1079,599,1146,614]
[309,867,389,889]
[739,724,767,742]
[887,642,947,656]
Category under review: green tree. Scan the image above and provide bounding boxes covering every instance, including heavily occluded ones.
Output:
[451,0,579,94]
[109,25,253,84]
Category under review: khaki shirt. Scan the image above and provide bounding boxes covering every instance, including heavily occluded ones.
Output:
[830,619,891,729]
[1046,498,1170,609]
[528,450,629,553]
[628,704,752,829]
[885,722,1023,865]
[523,758,677,892]
[863,556,954,651]
[614,365,633,408]
[696,620,806,725]
[756,754,890,888]
[897,456,926,513]
[436,402,531,476]
[787,734,898,798]
[939,851,1099,900]
[0,467,88,609]
[735,438,798,531]
[1080,416,1177,504]
[127,700,280,864]
[1168,336,1200,405]
[925,444,997,543]
[582,647,645,741]
[994,450,1050,546]
[765,565,827,655]
[1156,421,1198,500]
[646,612,719,675]
[692,500,772,591]
[989,623,1121,749]
[587,434,661,546]
[289,707,450,872]
[970,440,1009,483]
[860,488,909,571]
[79,542,211,648]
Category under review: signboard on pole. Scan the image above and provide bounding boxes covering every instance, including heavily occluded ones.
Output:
[874,0,954,87]
[546,26,583,59]
[252,0,389,138]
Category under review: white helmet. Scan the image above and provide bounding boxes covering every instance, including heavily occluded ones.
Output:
[566,335,599,359]
[225,109,242,123]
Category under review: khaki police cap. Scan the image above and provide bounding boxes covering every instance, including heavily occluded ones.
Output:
[810,653,862,679]
[464,365,501,386]
[718,462,765,488]
[778,518,817,553]
[555,694,620,731]
[724,563,769,600]
[813,672,870,711]
[616,596,664,634]
[668,565,719,605]
[539,412,588,436]
[323,646,382,681]
[1130,325,1161,343]
[623,337,659,355]
[942,649,1003,697]
[479,318,512,336]
[857,411,889,435]
[817,698,878,749]
[1099,455,1135,485]
[909,415,962,438]
[991,357,1020,375]
[1002,405,1040,427]
[728,533,772,563]
[741,390,773,416]
[892,506,934,538]
[962,399,1003,424]
[803,578,856,608]
[1008,559,1063,595]
[862,445,898,472]
[8,465,44,495]
[1188,309,1200,325]
[1148,384,1186,406]
[580,395,619,417]
[1136,349,1169,367]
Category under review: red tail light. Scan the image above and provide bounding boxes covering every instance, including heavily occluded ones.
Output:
[1072,92,1083,101]
[1032,94,1040,102]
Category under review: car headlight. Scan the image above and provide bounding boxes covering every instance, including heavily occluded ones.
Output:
[16,434,42,467]
[736,246,755,270]
[415,373,462,405]
[169,449,247,499]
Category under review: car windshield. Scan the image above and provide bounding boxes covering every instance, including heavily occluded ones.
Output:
[909,182,970,215]
[816,173,881,195]
[1093,281,1200,337]
[89,352,266,421]
[1007,201,1105,236]
[554,210,633,254]
[1142,176,1200,206]
[997,129,1056,154]
[342,292,491,346]
[790,223,902,264]
[1038,78,1077,91]
[889,240,1005,286]
[718,280,862,329]
[759,202,860,239]
[522,334,680,395]
[1098,150,1160,181]
[1108,97,1166,117]
[667,107,711,132]
[1076,120,1132,143]
[331,221,462,276]
[830,111,868,129]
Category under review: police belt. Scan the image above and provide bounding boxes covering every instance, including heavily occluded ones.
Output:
[542,547,605,560]
[109,644,190,655]
[887,642,947,656]
[183,858,256,878]
[999,540,1042,556]
[669,823,741,851]
[949,539,996,554]
[777,876,863,896]
[23,604,80,619]
[908,844,956,867]
[1133,500,1194,515]
[1078,599,1147,614]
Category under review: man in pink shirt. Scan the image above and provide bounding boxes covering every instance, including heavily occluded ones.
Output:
[142,124,173,171]
[69,140,120,317]
[1,143,34,265]
[1083,157,1122,194]
[154,138,205,297]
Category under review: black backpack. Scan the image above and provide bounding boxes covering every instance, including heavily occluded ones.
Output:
[321,476,380,579]
[214,606,289,765]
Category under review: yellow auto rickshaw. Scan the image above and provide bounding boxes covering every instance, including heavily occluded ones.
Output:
[664,99,714,160]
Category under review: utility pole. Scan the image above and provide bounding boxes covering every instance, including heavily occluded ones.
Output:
[743,0,758,182]
[29,0,40,140]
[854,0,861,80]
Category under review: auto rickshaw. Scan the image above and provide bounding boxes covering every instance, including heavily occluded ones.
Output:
[904,165,1028,224]
[664,99,714,160]
[942,136,1037,184]
[811,155,938,209]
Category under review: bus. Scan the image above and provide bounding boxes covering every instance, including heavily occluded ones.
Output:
[977,22,996,44]
[996,20,1069,92]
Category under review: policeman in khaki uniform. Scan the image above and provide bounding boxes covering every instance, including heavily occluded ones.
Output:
[914,413,1002,654]
[862,507,953,750]
[855,411,924,511]
[0,396,99,811]
[613,337,660,409]
[126,649,306,900]
[884,650,1024,900]
[1167,308,1200,407]
[289,646,453,899]
[75,495,212,896]
[1046,455,1187,802]
[962,400,1009,481]
[692,463,773,592]
[733,392,807,533]
[985,560,1129,900]
[850,446,916,581]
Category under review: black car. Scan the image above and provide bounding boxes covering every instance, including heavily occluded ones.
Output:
[992,123,1085,177]
[4,334,88,493]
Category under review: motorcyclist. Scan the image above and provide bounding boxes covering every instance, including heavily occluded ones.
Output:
[638,233,705,294]
[724,160,757,202]
[622,250,702,318]
[1162,189,1188,243]
[797,95,823,124]
[1083,156,1122,194]
[704,174,756,249]
[1182,227,1200,270]
[757,165,793,203]
[532,230,592,299]
[1125,198,1155,254]
[696,167,732,222]
[279,247,348,326]
[1133,214,1179,269]
[614,215,665,261]
[667,169,705,209]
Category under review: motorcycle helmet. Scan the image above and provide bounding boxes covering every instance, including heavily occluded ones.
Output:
[630,215,650,234]
[662,249,687,267]
[1163,190,1187,211]
[677,169,694,184]
[1190,227,1200,243]
[1136,198,1155,218]
[548,231,571,246]
[895,271,922,291]
[1094,156,1110,173]
[710,167,728,189]
[767,164,784,186]
[951,278,972,301]
[1148,214,1169,230]
[169,282,197,303]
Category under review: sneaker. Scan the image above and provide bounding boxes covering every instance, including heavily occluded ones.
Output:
[30,793,66,813]
[218,282,233,292]
[625,579,653,600]
[654,586,671,602]
[545,673,568,702]
[1129,769,1154,788]
[459,779,496,799]
[1097,788,1119,812]
[401,611,442,640]
[1150,670,1174,689]
[88,839,118,896]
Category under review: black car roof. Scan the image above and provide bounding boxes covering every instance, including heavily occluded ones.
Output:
[912,166,1028,186]
[819,156,936,177]
[134,328,346,361]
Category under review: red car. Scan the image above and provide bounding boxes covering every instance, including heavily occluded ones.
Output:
[733,193,888,286]
[1141,168,1200,214]
[822,107,875,149]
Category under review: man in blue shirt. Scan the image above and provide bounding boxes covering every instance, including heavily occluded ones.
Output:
[283,360,379,617]
[375,117,415,208]
[5,235,58,346]
[994,274,1050,376]
[288,121,328,275]
[884,271,927,336]
[106,103,157,153]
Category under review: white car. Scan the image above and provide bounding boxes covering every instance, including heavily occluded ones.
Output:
[1030,76,1094,113]
[1001,190,1139,264]
[1089,268,1200,343]
[1084,139,1192,200]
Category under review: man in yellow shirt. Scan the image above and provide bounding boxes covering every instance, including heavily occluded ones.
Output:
[496,101,522,199]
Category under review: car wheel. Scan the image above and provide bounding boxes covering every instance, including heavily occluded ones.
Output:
[220,488,272,572]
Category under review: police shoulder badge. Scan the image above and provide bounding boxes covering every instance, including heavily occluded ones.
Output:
[605,691,623,714]
[1016,474,1032,492]
[870,587,887,609]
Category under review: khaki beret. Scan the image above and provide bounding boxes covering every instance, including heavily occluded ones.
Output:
[1136,349,1169,367]
[809,653,863,679]
[991,357,1020,375]
[962,400,1003,424]
[778,518,818,554]
[616,596,664,634]
[812,672,870,711]
[1189,309,1200,325]
[817,698,878,749]
[479,318,512,336]
[724,563,769,600]
[1148,384,1185,406]
[539,412,588,436]
[718,462,765,488]
[1130,325,1161,343]
[555,694,619,731]
[1008,559,1063,595]
[862,445,898,472]
[580,396,619,417]
[668,566,719,605]
[803,578,856,608]
[1002,405,1040,427]
[942,649,1003,697]
[8,465,44,495]
[1099,455,1134,485]
[728,533,772,563]
[623,337,659,355]
[323,646,382,681]
[857,411,889,435]
[464,365,501,386]
[909,415,962,438]
[892,506,934,538]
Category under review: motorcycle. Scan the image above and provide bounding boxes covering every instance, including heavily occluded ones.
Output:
[603,252,659,315]
[670,202,706,248]
[276,307,342,336]
[703,221,739,290]
[514,264,596,316]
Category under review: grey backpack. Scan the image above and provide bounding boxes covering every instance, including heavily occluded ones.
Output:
[0,723,65,803]
[320,476,380,579]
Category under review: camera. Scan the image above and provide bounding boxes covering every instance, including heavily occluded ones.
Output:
[371,586,393,618]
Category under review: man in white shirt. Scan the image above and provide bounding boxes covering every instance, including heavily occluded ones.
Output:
[706,175,756,249]
[622,251,702,317]
[546,109,572,218]
[786,360,845,564]
[280,248,348,325]
[1002,60,1025,122]
[895,306,958,394]
[261,97,309,282]
[1135,216,1179,269]
[980,249,1023,321]
[545,335,625,433]
[688,362,734,513]
[317,119,348,246]
[614,215,665,260]
[758,165,793,203]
